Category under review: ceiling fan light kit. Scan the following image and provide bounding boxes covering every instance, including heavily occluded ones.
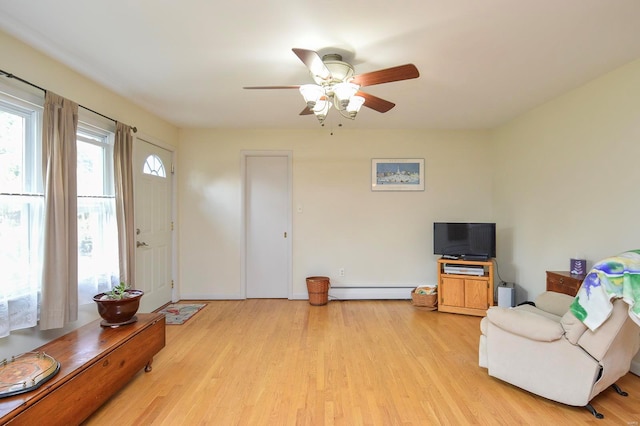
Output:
[244,48,419,125]
[300,81,364,123]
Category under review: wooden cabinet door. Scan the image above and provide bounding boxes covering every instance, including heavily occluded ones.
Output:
[441,277,465,307]
[465,279,489,309]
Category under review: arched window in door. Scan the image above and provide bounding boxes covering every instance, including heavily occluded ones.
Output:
[143,154,166,177]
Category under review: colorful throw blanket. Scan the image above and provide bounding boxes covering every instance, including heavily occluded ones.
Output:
[570,250,640,331]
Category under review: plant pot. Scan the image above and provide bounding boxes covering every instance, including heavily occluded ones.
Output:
[92,290,144,327]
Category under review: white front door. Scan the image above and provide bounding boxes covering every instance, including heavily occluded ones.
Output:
[134,138,173,311]
[244,153,291,298]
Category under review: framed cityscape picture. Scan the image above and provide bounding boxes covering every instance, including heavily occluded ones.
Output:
[371,158,425,191]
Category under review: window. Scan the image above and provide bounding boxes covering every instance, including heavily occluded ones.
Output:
[0,91,43,336]
[143,154,166,177]
[76,125,119,304]
[0,82,121,336]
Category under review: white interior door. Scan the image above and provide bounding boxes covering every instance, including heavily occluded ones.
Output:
[245,154,291,298]
[134,139,173,311]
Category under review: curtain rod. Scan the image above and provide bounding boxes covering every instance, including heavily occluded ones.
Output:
[0,68,137,133]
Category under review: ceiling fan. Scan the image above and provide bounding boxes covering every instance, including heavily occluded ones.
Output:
[243,48,420,124]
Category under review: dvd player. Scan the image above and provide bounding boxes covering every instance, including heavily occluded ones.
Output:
[443,264,485,276]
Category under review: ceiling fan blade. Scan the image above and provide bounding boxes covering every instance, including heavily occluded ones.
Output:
[243,85,300,89]
[351,64,419,87]
[292,48,332,81]
[357,91,395,113]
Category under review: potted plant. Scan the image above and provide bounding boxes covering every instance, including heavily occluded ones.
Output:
[93,282,144,327]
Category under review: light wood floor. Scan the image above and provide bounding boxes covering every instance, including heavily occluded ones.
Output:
[85,300,640,425]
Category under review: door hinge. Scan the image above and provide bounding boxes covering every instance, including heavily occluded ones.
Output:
[171,163,175,174]
[171,280,174,289]
[171,221,174,231]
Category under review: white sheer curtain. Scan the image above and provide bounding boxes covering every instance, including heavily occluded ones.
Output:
[76,193,120,304]
[40,91,79,330]
[76,126,120,304]
[0,196,43,338]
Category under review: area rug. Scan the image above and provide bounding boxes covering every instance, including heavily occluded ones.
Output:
[158,303,206,325]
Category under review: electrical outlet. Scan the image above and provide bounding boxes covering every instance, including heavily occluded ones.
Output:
[339,268,345,277]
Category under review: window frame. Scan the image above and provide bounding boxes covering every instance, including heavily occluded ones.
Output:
[75,117,119,304]
[0,83,44,335]
[0,92,43,195]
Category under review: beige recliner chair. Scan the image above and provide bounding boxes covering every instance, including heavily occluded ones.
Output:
[479,291,640,418]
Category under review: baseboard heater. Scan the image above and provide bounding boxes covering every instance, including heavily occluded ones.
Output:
[329,286,415,300]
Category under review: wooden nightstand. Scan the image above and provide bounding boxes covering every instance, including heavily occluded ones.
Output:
[546,270,585,297]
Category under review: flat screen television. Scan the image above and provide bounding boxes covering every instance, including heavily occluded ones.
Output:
[433,222,496,259]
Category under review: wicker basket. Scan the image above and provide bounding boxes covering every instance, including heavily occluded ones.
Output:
[411,288,438,311]
[306,276,330,306]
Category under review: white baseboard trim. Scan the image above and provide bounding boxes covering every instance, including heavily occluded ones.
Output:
[178,293,245,301]
[328,286,414,300]
[181,287,417,302]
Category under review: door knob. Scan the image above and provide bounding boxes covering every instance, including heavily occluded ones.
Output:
[136,241,148,248]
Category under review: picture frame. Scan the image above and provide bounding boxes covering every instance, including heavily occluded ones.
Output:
[371,158,425,191]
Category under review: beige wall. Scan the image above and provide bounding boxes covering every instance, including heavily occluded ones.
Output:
[491,58,640,301]
[177,128,493,299]
[177,58,638,302]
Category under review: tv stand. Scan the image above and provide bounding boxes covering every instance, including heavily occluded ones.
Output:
[437,258,494,316]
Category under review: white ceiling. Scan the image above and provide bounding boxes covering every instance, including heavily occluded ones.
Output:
[1,0,640,130]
